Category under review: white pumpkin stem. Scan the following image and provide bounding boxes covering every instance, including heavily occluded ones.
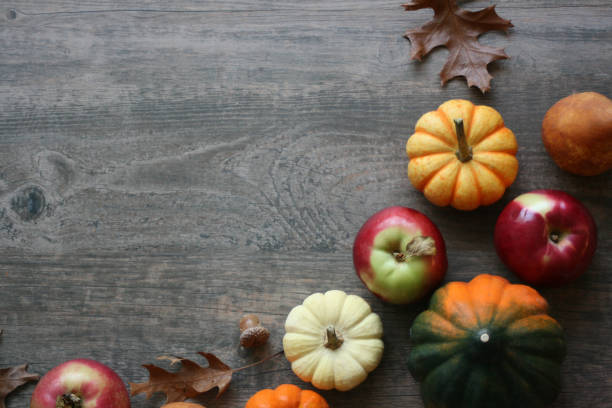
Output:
[395,236,436,262]
[454,118,473,162]
[325,326,344,350]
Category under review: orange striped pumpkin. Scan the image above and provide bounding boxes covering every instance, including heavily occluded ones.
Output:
[406,100,518,210]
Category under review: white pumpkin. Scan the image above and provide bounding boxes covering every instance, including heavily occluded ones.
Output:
[282,290,384,391]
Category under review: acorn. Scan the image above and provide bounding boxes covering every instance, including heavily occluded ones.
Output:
[239,314,270,348]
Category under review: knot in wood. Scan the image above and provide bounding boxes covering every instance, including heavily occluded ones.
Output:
[10,186,46,221]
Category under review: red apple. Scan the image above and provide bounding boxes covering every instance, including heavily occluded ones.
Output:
[30,359,130,408]
[494,189,597,286]
[353,206,447,304]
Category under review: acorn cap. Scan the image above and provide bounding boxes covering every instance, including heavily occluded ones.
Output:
[240,326,270,348]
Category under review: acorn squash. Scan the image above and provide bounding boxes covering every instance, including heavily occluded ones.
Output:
[408,274,565,408]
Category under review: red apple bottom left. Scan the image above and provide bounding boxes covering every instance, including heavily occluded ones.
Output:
[30,359,130,408]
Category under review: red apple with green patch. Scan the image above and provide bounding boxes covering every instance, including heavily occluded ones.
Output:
[30,359,130,408]
[494,189,597,286]
[353,206,447,304]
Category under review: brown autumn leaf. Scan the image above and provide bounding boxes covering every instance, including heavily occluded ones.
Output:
[402,0,513,92]
[0,364,40,408]
[130,351,282,404]
[130,352,231,403]
[0,330,40,408]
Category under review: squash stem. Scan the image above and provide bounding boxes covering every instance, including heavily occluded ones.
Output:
[56,393,83,408]
[324,326,344,350]
[454,118,472,162]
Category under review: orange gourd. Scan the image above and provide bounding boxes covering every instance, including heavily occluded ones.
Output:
[245,384,329,408]
[406,100,518,210]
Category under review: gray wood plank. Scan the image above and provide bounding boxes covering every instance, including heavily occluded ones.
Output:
[1,0,611,407]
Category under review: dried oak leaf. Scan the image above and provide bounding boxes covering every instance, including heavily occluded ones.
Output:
[130,352,231,403]
[403,0,513,92]
[0,364,40,408]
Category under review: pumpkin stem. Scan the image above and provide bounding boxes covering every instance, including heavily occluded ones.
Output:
[56,393,83,408]
[324,326,344,350]
[454,118,472,162]
[394,236,436,262]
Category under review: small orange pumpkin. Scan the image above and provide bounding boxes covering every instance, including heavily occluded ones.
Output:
[406,99,518,210]
[245,384,329,408]
[161,403,206,408]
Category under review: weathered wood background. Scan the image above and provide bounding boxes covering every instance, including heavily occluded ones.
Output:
[1,0,611,406]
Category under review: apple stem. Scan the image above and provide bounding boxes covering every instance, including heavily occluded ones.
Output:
[56,393,83,408]
[395,236,436,262]
[324,326,344,350]
[454,118,472,162]
[550,232,560,243]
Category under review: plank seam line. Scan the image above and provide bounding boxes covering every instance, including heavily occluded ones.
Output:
[11,8,284,16]
[9,4,609,17]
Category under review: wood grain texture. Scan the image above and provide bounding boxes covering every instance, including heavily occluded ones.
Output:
[0,0,610,406]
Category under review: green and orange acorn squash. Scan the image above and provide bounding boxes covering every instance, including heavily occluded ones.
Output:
[408,274,566,408]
